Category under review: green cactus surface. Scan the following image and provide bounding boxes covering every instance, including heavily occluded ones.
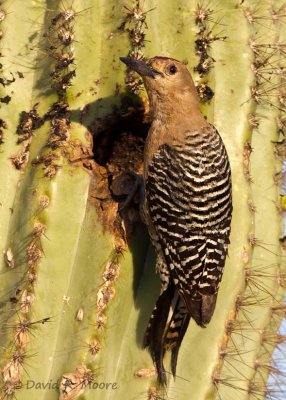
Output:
[0,0,286,399]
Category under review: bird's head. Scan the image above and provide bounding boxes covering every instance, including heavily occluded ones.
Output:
[120,56,196,95]
[120,56,201,117]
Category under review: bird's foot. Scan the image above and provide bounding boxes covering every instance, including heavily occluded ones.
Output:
[110,171,144,211]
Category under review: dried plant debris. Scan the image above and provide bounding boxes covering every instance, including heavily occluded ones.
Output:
[248,113,260,129]
[26,223,45,269]
[135,368,156,379]
[0,5,6,22]
[96,249,121,329]
[10,104,44,170]
[148,387,162,400]
[11,139,31,170]
[0,118,7,144]
[96,284,115,327]
[19,290,35,314]
[0,74,15,87]
[4,247,14,269]
[32,152,62,178]
[243,142,253,183]
[76,308,84,322]
[45,101,71,149]
[34,194,50,215]
[1,382,22,399]
[196,83,214,102]
[2,350,25,384]
[16,104,43,144]
[0,95,11,104]
[59,364,94,400]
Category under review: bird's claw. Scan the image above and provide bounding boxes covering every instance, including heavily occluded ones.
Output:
[110,171,144,211]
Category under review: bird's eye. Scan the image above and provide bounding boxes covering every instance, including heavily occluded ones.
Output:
[168,64,177,75]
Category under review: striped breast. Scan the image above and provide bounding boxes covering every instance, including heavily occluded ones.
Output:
[145,124,232,301]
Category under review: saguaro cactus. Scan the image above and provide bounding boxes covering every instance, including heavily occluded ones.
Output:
[0,0,286,399]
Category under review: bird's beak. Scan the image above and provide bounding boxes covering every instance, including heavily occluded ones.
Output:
[120,57,160,79]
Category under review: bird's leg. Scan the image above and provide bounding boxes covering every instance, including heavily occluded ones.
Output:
[119,172,144,211]
[110,171,145,212]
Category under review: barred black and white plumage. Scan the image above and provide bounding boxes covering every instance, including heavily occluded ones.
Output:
[120,55,232,386]
[143,125,232,384]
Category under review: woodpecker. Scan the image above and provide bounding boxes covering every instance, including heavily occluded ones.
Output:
[120,56,232,386]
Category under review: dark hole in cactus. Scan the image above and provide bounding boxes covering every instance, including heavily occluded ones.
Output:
[92,97,149,166]
[87,95,150,235]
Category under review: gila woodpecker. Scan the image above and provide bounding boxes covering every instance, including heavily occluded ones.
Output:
[120,56,232,386]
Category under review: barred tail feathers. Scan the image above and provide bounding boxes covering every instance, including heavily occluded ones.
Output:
[143,285,191,385]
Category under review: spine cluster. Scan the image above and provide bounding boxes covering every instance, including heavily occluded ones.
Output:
[194,1,227,102]
[1,220,49,397]
[119,1,152,92]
